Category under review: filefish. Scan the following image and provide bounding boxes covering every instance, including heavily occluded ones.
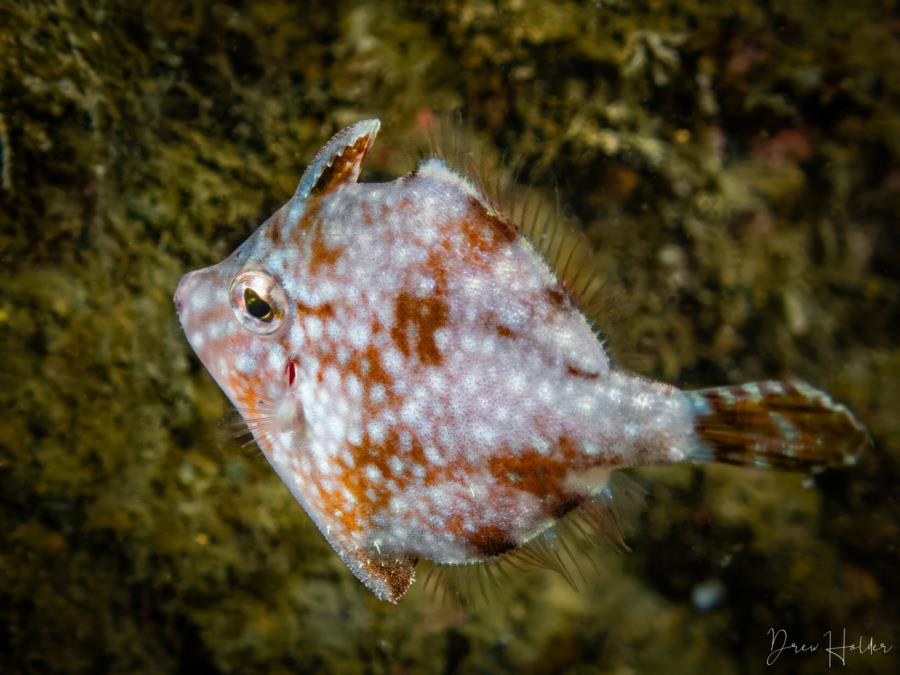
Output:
[173,119,870,602]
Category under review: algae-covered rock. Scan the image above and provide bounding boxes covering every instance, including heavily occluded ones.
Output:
[1,1,897,673]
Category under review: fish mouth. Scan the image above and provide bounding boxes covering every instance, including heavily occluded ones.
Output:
[173,270,197,319]
[173,273,189,316]
[172,264,229,344]
[172,264,235,392]
[173,266,218,325]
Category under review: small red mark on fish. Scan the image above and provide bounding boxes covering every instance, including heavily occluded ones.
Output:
[461,521,516,557]
[285,361,296,387]
[566,364,599,379]
[545,286,569,308]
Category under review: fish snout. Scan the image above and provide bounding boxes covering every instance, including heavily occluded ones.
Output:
[174,267,220,327]
[173,270,197,318]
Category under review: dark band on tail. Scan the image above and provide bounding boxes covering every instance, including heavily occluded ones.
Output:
[685,380,871,471]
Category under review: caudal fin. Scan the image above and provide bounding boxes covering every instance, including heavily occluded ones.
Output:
[684,381,871,471]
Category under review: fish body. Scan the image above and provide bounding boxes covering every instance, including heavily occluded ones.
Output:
[174,120,870,602]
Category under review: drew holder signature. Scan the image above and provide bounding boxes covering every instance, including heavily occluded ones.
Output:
[767,627,893,667]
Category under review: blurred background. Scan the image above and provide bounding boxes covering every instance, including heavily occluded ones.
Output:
[1,1,898,673]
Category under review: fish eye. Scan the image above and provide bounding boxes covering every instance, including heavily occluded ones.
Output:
[244,288,273,321]
[229,270,287,335]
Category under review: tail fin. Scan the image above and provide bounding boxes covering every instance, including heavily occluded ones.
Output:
[684,381,871,471]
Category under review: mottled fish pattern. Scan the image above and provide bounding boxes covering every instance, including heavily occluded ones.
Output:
[174,119,871,602]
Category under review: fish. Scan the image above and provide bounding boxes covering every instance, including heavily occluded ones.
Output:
[173,118,871,603]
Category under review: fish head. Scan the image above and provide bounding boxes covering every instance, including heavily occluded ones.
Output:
[174,119,381,421]
[173,225,291,414]
[174,119,419,602]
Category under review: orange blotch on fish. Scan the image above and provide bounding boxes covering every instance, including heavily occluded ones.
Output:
[391,292,448,366]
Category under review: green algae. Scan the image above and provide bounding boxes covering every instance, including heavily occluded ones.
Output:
[1,1,898,673]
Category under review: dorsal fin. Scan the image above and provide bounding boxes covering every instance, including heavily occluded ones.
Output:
[411,113,614,333]
[502,184,610,331]
[295,119,380,199]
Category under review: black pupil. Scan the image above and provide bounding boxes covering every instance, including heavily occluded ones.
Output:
[244,288,272,320]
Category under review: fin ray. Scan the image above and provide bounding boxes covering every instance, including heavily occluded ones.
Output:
[410,113,618,331]
[686,380,871,471]
[295,119,380,199]
[415,471,645,607]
